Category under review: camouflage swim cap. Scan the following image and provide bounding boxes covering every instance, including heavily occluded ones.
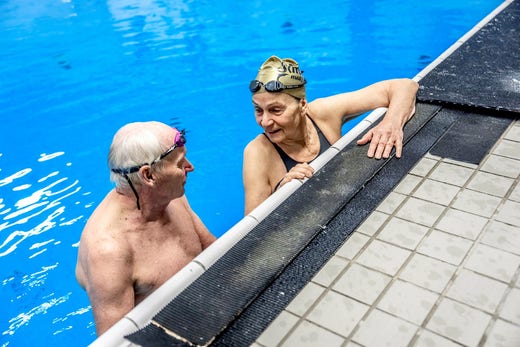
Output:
[250,56,306,100]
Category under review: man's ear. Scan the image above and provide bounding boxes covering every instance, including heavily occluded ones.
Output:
[140,166,154,184]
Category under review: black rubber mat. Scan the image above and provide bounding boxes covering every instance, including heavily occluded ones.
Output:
[430,109,514,164]
[418,0,520,113]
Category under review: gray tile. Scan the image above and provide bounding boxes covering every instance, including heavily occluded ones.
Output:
[257,311,299,347]
[377,217,429,250]
[410,157,438,177]
[493,139,520,160]
[286,282,325,317]
[307,291,369,337]
[396,197,445,227]
[376,192,407,214]
[480,154,520,178]
[312,256,348,287]
[446,269,508,313]
[498,288,520,325]
[504,123,520,142]
[394,174,423,195]
[429,162,474,186]
[452,189,502,218]
[281,320,345,347]
[399,253,456,293]
[412,329,462,347]
[465,243,520,283]
[510,182,520,202]
[417,230,473,265]
[356,239,411,276]
[484,319,520,347]
[481,221,520,256]
[413,179,460,206]
[356,211,389,237]
[352,309,417,347]
[435,208,488,240]
[332,263,391,305]
[495,200,520,227]
[336,232,371,259]
[377,280,438,325]
[426,297,492,347]
[467,171,515,197]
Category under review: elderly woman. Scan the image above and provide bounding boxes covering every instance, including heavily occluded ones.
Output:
[243,56,418,214]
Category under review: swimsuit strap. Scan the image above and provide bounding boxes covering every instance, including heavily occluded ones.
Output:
[264,115,331,173]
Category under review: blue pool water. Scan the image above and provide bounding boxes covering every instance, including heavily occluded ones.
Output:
[0,0,504,345]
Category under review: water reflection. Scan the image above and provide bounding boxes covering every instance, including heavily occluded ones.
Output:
[0,151,92,340]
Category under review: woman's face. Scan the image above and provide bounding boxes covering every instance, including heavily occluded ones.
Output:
[252,92,305,143]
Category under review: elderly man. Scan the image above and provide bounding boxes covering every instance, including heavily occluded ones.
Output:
[75,121,216,335]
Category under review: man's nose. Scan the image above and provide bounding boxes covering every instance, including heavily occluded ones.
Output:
[184,159,194,172]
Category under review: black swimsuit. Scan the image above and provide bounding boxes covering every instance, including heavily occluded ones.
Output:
[263,116,331,172]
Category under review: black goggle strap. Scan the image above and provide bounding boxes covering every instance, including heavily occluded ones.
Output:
[112,167,142,210]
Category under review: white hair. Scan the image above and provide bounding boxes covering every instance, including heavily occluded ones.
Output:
[108,122,169,190]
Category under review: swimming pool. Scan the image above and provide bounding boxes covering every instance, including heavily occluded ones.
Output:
[0,0,504,346]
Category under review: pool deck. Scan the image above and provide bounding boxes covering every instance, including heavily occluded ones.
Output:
[91,1,519,346]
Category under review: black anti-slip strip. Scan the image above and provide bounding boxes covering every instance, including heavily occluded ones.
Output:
[417,0,520,113]
[125,104,442,347]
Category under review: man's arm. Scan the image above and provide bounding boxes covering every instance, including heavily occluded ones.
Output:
[179,195,216,248]
[82,241,135,335]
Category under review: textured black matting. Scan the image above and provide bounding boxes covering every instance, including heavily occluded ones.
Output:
[418,0,520,113]
[430,110,513,164]
[126,103,441,346]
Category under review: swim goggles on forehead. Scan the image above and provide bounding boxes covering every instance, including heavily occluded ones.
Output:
[111,128,186,210]
[249,79,306,93]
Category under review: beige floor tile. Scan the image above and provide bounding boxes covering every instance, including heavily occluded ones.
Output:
[417,230,473,265]
[428,161,474,186]
[356,210,389,237]
[467,171,515,197]
[465,243,520,283]
[410,157,438,177]
[377,217,429,250]
[426,297,492,347]
[377,280,438,325]
[356,239,411,276]
[352,309,417,347]
[484,319,520,347]
[481,221,520,256]
[336,232,371,259]
[480,154,520,178]
[377,192,407,214]
[399,253,457,293]
[452,189,502,218]
[446,269,508,313]
[257,311,299,347]
[412,329,461,347]
[394,174,422,195]
[413,179,460,206]
[509,182,520,202]
[280,320,345,347]
[307,291,369,337]
[435,208,488,240]
[285,282,325,317]
[312,256,348,287]
[498,288,520,325]
[495,200,520,227]
[493,139,520,160]
[396,197,445,227]
[332,263,391,305]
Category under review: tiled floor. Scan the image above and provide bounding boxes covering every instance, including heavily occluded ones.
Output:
[253,119,520,347]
